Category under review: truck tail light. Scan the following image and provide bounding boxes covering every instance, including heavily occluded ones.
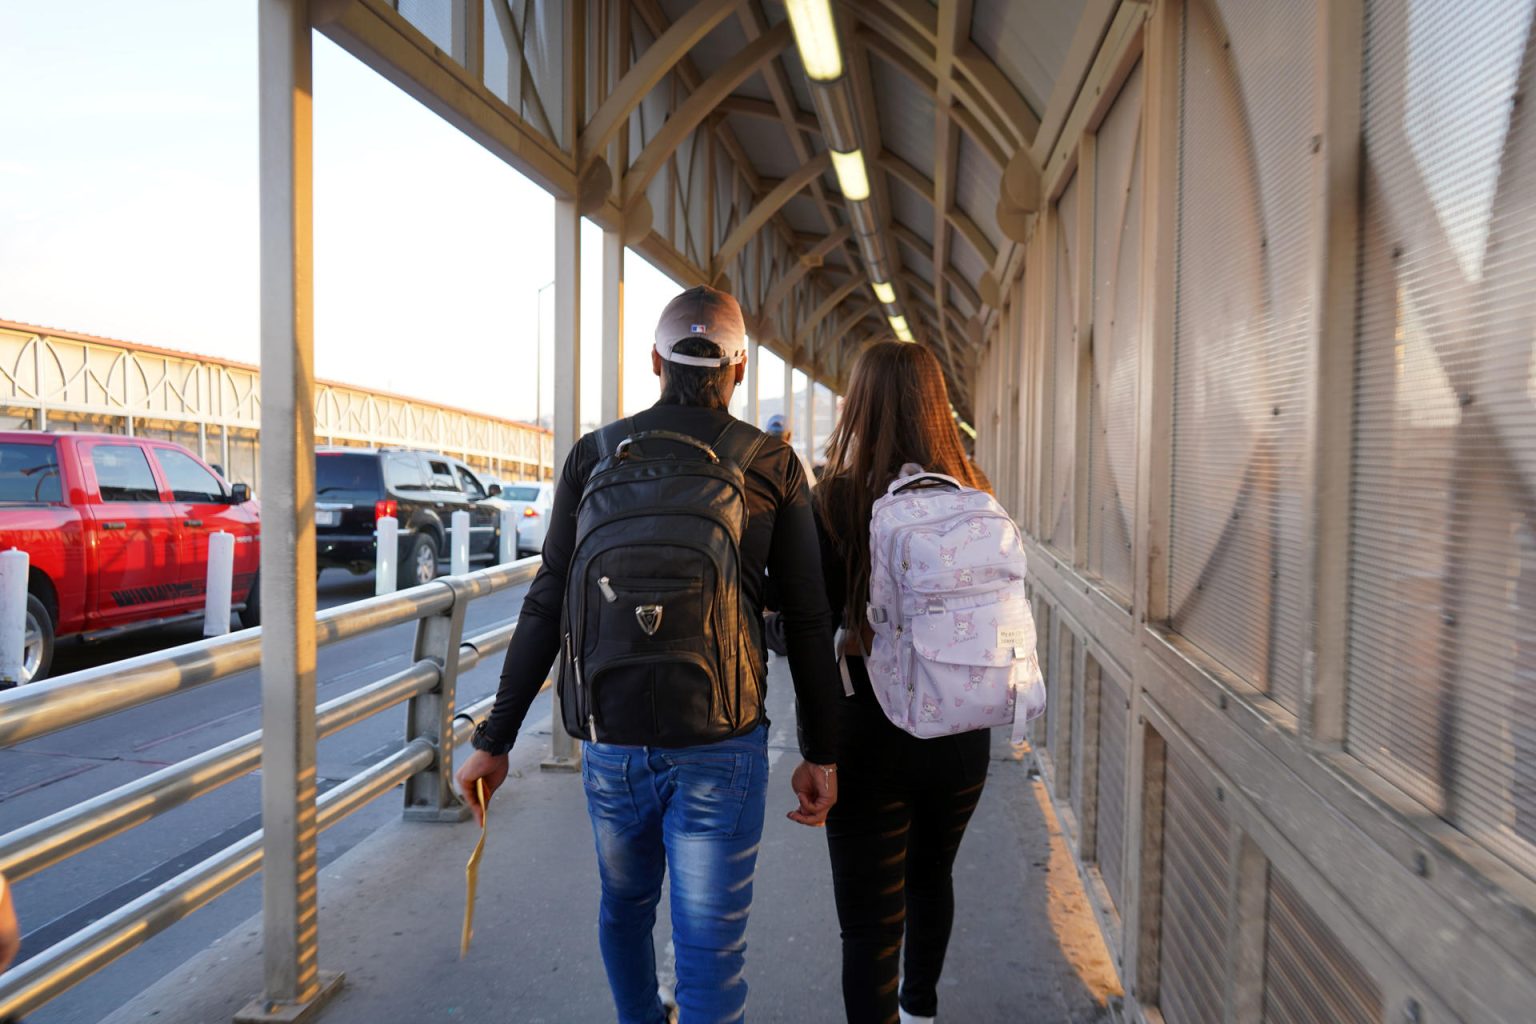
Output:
[522,506,539,518]
[375,499,398,521]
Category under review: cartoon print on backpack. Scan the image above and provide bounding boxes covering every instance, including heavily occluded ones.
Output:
[965,516,990,544]
[952,609,977,644]
[865,461,1046,742]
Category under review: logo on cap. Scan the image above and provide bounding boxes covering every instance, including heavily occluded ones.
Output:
[690,323,707,333]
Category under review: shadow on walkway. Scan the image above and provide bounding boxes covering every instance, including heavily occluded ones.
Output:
[102,660,1120,1023]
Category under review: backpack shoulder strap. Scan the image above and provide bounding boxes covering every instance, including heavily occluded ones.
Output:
[595,418,636,463]
[711,419,769,473]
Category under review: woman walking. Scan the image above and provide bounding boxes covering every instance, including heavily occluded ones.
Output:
[813,340,995,1024]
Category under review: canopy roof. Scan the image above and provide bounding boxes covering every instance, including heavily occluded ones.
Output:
[318,0,1117,418]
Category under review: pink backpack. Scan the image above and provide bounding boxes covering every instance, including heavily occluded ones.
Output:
[861,465,1045,743]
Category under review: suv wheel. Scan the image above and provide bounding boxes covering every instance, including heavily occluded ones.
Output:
[19,595,55,685]
[400,533,439,590]
[241,573,261,629]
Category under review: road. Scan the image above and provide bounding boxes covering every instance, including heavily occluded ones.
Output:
[0,567,541,1024]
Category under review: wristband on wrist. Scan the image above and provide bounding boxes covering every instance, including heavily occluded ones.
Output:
[469,719,515,756]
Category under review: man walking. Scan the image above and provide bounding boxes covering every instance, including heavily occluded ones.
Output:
[456,285,840,1024]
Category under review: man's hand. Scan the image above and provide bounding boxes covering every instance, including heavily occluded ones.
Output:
[0,872,20,974]
[787,760,837,827]
[455,749,510,828]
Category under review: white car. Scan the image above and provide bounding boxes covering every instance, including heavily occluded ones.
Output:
[499,481,555,556]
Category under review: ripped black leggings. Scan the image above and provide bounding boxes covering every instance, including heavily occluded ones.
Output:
[825,657,992,1024]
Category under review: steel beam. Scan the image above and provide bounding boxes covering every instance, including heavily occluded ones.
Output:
[580,0,741,163]
[713,153,831,277]
[602,227,625,422]
[543,199,582,771]
[877,149,998,266]
[716,95,822,134]
[246,0,342,1019]
[622,22,791,206]
[747,337,760,426]
[760,225,852,319]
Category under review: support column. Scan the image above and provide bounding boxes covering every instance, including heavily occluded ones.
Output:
[601,227,624,422]
[804,378,816,467]
[782,359,795,436]
[542,195,582,773]
[239,0,343,1020]
[746,338,759,427]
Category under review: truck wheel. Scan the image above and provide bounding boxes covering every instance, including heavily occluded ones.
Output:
[22,595,54,684]
[241,573,262,629]
[400,534,439,590]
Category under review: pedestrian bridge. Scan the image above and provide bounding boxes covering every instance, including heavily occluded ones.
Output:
[3,1,1535,1021]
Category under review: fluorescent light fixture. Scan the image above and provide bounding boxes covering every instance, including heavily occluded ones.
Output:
[888,314,909,334]
[785,0,843,80]
[872,280,896,304]
[830,149,870,202]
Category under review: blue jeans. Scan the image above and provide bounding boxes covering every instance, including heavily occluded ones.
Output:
[582,725,769,1024]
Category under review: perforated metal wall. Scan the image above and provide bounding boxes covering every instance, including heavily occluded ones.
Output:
[1158,746,1229,1024]
[1050,175,1080,555]
[1095,666,1128,910]
[1167,0,1315,711]
[1034,594,1051,747]
[1052,622,1077,800]
[1347,0,1536,879]
[1070,633,1092,828]
[1087,61,1144,605]
[1262,869,1382,1024]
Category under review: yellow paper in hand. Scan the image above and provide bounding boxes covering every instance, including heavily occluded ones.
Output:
[461,777,488,958]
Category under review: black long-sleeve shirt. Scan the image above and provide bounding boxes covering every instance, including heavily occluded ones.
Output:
[483,402,841,764]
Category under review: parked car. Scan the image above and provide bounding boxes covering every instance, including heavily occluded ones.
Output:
[497,481,554,556]
[314,447,503,589]
[0,431,260,684]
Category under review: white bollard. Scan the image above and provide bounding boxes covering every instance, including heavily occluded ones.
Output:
[0,548,28,685]
[203,531,235,636]
[451,510,470,576]
[499,506,518,565]
[375,515,398,596]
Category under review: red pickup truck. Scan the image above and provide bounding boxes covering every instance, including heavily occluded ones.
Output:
[0,431,261,684]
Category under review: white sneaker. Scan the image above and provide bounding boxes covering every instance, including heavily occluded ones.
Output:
[899,1008,935,1024]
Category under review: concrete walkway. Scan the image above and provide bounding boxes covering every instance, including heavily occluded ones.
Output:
[100,661,1120,1023]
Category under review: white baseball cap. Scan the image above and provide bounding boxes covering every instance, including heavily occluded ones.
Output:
[654,285,748,367]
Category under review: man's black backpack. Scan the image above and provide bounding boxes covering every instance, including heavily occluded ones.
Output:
[558,417,768,746]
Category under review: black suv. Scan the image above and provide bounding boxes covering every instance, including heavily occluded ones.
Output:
[315,447,503,589]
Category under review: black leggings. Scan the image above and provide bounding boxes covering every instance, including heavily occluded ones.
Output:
[825,658,991,1023]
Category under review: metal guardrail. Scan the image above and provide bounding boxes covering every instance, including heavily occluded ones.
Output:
[0,555,542,1020]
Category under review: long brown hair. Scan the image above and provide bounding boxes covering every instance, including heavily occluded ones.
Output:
[815,341,990,628]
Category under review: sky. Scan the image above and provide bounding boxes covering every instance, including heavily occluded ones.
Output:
[0,0,792,433]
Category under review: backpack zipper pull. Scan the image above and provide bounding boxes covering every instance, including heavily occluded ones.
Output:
[598,576,617,603]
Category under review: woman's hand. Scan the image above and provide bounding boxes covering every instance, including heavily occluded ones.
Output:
[788,760,838,826]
